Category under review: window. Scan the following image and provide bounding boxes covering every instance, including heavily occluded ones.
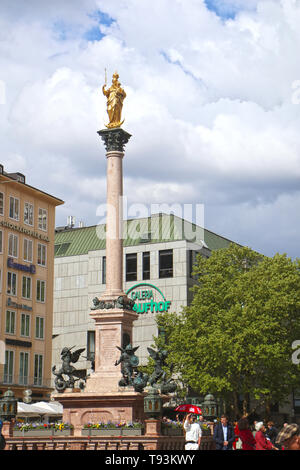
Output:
[54,243,71,256]
[0,230,3,253]
[0,268,2,293]
[189,250,199,279]
[23,238,33,262]
[22,275,31,299]
[8,233,18,258]
[24,202,34,226]
[38,208,47,231]
[9,196,19,220]
[122,333,131,349]
[5,310,16,334]
[37,243,46,266]
[294,390,300,414]
[126,253,137,282]
[35,317,44,339]
[19,352,29,385]
[4,350,14,384]
[0,192,4,215]
[159,249,173,278]
[7,271,17,296]
[102,256,106,284]
[21,313,30,337]
[36,280,46,302]
[142,252,150,280]
[34,354,43,385]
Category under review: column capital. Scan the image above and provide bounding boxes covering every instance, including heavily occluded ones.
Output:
[97,127,132,153]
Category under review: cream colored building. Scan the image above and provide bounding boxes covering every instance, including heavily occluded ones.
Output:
[0,166,63,401]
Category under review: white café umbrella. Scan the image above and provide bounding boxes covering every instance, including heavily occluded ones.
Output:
[17,402,43,417]
[33,401,63,416]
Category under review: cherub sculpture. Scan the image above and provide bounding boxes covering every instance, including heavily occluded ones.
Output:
[147,347,168,386]
[115,343,139,387]
[52,346,87,392]
[115,343,149,393]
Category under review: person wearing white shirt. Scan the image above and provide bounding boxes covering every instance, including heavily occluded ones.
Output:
[183,413,202,450]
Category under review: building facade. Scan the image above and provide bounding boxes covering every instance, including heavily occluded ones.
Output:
[0,166,63,401]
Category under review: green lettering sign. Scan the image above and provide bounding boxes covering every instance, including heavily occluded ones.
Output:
[126,283,171,315]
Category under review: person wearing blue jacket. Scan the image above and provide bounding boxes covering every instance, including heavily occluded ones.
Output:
[213,415,236,450]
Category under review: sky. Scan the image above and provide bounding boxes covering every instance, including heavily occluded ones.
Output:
[1,0,300,258]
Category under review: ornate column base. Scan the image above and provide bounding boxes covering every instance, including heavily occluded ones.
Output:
[87,301,138,393]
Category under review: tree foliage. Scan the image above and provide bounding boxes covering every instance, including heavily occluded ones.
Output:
[155,244,300,417]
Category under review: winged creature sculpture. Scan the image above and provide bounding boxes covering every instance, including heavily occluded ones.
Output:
[115,343,140,387]
[147,347,177,394]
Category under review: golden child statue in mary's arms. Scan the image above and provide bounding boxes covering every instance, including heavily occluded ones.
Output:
[102,71,126,128]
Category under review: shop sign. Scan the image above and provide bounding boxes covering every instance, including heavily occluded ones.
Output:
[0,220,49,242]
[126,283,171,314]
[7,297,32,311]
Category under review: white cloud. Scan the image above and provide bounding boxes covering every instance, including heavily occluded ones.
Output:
[0,0,300,257]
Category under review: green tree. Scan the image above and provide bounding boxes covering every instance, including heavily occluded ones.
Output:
[155,244,300,419]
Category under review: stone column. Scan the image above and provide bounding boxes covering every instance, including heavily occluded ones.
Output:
[98,127,131,298]
[86,127,139,393]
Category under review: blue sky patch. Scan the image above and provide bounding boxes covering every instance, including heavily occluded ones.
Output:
[84,10,115,42]
[204,0,241,19]
[88,9,114,27]
[52,9,114,43]
[84,26,104,42]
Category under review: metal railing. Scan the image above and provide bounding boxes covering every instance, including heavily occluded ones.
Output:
[4,435,215,451]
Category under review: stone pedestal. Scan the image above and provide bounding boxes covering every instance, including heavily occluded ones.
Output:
[52,389,146,437]
[145,419,161,437]
[86,306,138,393]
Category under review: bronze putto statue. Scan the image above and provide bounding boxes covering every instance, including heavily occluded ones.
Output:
[52,346,87,392]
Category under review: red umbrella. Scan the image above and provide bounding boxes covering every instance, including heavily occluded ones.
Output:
[174,404,202,415]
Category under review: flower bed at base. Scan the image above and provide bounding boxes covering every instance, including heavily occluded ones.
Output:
[13,422,73,436]
[161,421,184,436]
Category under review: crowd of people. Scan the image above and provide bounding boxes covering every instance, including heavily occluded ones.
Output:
[182,413,300,451]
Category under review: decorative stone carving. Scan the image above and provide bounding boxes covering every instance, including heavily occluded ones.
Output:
[91,295,135,311]
[97,127,131,153]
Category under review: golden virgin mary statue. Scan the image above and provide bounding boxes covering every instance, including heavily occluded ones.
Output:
[102,72,126,128]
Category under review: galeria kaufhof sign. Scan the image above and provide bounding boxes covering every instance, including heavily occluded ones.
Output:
[126,283,171,314]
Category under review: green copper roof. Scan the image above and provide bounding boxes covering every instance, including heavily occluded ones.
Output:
[54,214,236,257]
